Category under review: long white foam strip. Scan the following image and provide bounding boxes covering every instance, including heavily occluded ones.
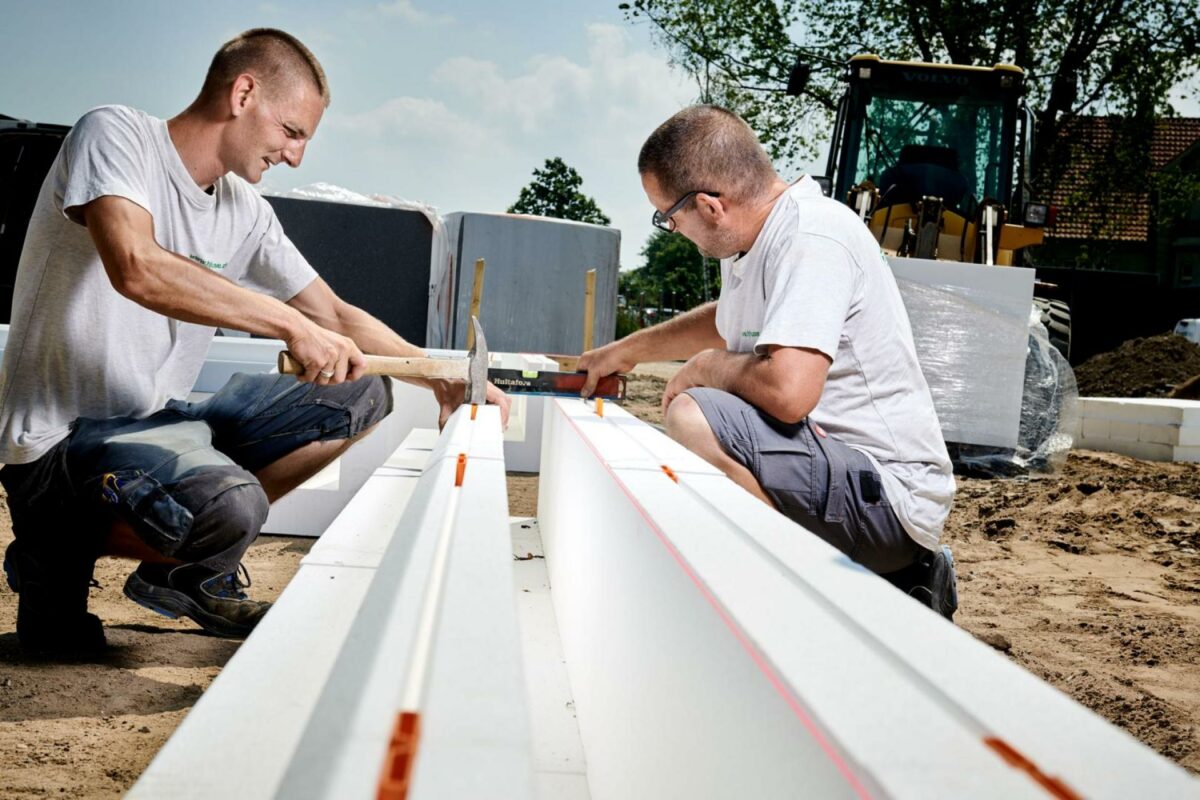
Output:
[126,429,435,798]
[129,407,534,799]
[539,398,1199,800]
[273,404,533,800]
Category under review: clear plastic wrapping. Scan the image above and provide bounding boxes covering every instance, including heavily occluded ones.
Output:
[894,276,1078,477]
[947,309,1079,477]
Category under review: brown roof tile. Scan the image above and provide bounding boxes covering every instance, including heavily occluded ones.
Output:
[1043,117,1200,242]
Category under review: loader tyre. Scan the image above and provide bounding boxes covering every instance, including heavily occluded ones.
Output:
[1033,297,1071,360]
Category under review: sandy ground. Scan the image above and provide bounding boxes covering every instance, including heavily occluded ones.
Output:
[1,365,1197,795]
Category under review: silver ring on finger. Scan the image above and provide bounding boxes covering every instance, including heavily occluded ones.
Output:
[319,368,335,379]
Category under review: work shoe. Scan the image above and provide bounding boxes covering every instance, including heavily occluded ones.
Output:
[884,545,959,621]
[4,538,107,655]
[123,562,271,639]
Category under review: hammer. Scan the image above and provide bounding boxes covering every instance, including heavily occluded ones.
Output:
[278,316,490,405]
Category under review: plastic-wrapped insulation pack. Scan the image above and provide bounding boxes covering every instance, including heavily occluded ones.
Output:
[896,273,1078,476]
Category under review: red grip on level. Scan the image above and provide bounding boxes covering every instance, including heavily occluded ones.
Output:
[983,737,1082,800]
[377,711,422,800]
[454,453,467,487]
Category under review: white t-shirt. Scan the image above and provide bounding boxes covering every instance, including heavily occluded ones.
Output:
[715,176,954,550]
[0,105,317,464]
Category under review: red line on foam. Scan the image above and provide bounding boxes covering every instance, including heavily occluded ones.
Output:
[556,403,874,800]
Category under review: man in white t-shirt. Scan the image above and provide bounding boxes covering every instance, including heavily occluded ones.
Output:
[579,105,957,618]
[0,29,507,654]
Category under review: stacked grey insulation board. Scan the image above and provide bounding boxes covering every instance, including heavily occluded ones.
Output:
[438,212,620,354]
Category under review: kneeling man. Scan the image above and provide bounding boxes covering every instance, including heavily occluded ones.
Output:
[579,105,957,617]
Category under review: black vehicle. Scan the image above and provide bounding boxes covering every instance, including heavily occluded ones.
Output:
[0,114,70,321]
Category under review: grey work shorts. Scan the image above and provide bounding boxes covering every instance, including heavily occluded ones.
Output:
[0,373,392,572]
[686,388,923,575]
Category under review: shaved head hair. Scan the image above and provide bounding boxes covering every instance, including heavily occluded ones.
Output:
[638,105,777,202]
[200,28,330,107]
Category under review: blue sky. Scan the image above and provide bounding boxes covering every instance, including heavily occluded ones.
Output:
[3,2,1196,271]
[1,0,712,270]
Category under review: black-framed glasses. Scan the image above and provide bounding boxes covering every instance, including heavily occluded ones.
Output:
[652,189,720,232]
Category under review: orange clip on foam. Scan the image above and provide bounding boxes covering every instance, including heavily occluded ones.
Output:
[376,711,421,800]
[454,453,467,487]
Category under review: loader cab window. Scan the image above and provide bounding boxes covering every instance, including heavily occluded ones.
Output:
[849,93,1009,216]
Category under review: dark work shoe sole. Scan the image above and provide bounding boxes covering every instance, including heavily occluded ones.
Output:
[123,571,258,639]
[930,545,959,621]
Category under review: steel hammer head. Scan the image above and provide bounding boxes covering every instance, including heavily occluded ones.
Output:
[466,316,488,405]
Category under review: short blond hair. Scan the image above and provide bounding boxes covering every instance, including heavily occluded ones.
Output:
[201,28,330,107]
[638,105,776,202]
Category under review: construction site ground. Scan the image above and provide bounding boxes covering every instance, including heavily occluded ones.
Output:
[1,366,1198,797]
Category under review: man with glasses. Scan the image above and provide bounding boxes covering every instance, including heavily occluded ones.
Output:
[0,29,507,655]
[578,105,957,618]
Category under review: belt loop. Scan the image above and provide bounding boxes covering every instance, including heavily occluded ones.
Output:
[808,419,847,523]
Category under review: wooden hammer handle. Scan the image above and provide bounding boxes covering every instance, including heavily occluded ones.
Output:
[278,352,468,380]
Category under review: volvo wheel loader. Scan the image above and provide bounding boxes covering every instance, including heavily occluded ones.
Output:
[788,54,1071,358]
[788,55,1078,473]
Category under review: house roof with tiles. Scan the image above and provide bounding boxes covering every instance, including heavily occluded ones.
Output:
[1043,116,1200,242]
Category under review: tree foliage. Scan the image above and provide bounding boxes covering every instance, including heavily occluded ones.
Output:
[507,157,611,225]
[620,230,718,322]
[619,0,1199,194]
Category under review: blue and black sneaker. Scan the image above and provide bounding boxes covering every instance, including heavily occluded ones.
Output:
[123,562,270,639]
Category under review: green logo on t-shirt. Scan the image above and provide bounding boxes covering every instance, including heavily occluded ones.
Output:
[742,330,760,338]
[188,254,226,271]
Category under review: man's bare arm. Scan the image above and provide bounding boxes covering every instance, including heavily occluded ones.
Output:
[82,195,363,383]
[577,301,725,396]
[662,345,831,423]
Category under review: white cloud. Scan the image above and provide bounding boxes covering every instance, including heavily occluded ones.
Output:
[375,0,453,25]
[328,96,494,151]
[287,23,696,269]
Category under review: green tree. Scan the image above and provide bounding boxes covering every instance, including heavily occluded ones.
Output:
[618,0,1199,193]
[620,230,719,323]
[507,157,612,225]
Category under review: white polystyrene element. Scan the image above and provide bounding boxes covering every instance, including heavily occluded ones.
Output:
[194,336,286,392]
[539,398,1200,800]
[511,517,591,799]
[539,406,871,799]
[303,429,434,569]
[273,405,534,800]
[1075,398,1200,461]
[410,455,535,800]
[127,563,377,798]
[553,399,722,475]
[678,473,1200,798]
[1079,397,1200,426]
[889,257,1034,447]
[128,429,443,798]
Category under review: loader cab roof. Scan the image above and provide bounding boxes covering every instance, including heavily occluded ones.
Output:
[833,56,1025,215]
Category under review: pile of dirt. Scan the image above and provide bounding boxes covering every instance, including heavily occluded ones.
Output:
[945,449,1200,773]
[1074,333,1200,397]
